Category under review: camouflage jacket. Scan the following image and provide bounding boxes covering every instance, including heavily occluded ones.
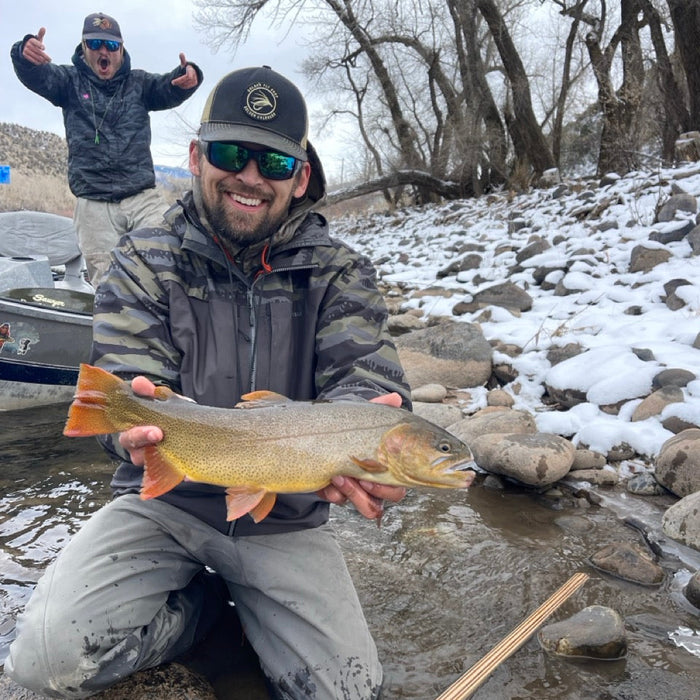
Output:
[90,185,411,536]
[10,39,202,201]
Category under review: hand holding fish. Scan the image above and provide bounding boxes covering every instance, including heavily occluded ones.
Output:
[319,392,407,520]
[118,375,163,465]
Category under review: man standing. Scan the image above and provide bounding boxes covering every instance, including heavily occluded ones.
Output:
[5,66,411,698]
[11,12,203,287]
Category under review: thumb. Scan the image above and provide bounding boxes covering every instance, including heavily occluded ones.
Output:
[36,27,46,43]
[369,392,403,408]
[179,52,187,68]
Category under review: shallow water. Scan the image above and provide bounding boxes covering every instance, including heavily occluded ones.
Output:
[1,405,699,699]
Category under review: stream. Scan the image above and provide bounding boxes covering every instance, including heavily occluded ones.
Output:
[1,403,699,699]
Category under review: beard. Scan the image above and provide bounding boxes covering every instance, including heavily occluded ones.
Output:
[201,180,294,248]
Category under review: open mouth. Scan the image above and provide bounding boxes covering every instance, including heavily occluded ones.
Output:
[99,58,110,70]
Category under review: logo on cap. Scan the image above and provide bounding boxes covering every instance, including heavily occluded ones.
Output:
[92,16,115,31]
[244,83,278,122]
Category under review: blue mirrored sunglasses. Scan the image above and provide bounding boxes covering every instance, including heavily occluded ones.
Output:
[205,142,300,181]
[85,39,121,52]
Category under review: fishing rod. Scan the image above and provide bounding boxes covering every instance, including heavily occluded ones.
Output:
[435,572,589,700]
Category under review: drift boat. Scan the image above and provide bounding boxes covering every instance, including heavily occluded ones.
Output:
[0,211,93,411]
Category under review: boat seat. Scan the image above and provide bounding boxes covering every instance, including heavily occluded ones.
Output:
[0,211,90,290]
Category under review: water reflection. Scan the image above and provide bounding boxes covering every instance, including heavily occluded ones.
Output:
[0,403,112,663]
[1,406,700,699]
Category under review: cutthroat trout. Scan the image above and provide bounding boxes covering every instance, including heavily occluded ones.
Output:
[63,364,475,522]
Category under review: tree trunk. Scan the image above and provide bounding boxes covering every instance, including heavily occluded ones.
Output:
[475,0,555,177]
[640,0,690,161]
[449,0,508,191]
[667,0,700,130]
[586,0,645,175]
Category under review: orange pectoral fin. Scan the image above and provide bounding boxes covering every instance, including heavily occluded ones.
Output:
[350,456,389,474]
[225,487,276,522]
[140,446,186,499]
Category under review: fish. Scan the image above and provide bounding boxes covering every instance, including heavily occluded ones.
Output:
[63,364,476,523]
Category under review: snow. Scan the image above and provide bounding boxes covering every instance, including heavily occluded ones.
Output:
[330,164,700,461]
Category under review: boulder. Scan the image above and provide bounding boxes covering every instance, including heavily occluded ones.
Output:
[538,606,627,660]
[655,429,700,497]
[395,321,492,390]
[469,432,575,487]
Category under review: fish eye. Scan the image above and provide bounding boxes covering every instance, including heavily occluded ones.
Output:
[438,441,452,453]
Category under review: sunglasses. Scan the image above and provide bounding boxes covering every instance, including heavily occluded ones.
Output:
[85,39,121,52]
[205,142,300,181]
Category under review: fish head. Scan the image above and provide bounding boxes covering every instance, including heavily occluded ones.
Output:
[377,419,476,489]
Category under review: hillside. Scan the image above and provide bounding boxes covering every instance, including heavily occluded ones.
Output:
[0,122,68,178]
[0,123,189,214]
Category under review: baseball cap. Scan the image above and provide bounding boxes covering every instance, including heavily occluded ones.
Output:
[199,66,309,162]
[82,13,122,42]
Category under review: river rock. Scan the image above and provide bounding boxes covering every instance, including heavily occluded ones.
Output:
[588,542,664,586]
[469,432,575,486]
[684,570,700,609]
[544,346,657,409]
[661,412,698,434]
[628,244,672,273]
[447,407,537,444]
[395,321,492,389]
[387,312,426,334]
[570,448,606,470]
[690,225,700,254]
[650,220,695,245]
[662,491,700,552]
[567,468,619,486]
[452,281,533,314]
[631,386,684,422]
[626,472,667,496]
[486,388,514,407]
[654,428,700,497]
[656,192,698,221]
[652,368,697,390]
[412,401,464,428]
[411,383,448,403]
[537,605,627,660]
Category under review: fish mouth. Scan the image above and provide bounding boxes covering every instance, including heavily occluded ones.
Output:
[422,458,477,488]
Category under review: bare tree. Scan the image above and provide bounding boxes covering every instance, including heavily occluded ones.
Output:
[666,0,700,130]
[639,0,689,160]
[564,0,645,174]
[193,0,700,200]
[475,0,555,177]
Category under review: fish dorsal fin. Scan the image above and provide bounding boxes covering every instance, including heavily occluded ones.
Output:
[140,446,186,499]
[350,456,389,474]
[225,487,277,521]
[235,390,292,409]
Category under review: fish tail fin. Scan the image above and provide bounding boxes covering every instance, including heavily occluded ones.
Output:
[140,445,186,499]
[63,364,127,437]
